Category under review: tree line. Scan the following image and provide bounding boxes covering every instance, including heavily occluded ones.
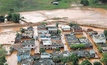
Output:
[0,9,21,23]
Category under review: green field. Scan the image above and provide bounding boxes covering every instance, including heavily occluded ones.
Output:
[0,0,107,14]
[0,0,77,14]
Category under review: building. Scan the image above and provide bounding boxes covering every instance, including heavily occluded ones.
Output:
[92,34,106,43]
[71,25,83,34]
[17,48,31,62]
[89,50,95,58]
[21,26,34,39]
[41,52,51,58]
[65,33,80,46]
[21,57,34,65]
[46,25,58,34]
[62,25,71,32]
[15,34,22,43]
[33,59,55,65]
[22,40,36,49]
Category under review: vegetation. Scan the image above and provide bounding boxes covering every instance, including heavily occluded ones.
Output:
[104,30,107,39]
[6,9,20,23]
[39,48,45,53]
[0,48,7,65]
[57,29,61,34]
[101,53,107,65]
[41,22,47,26]
[97,45,103,53]
[56,22,59,27]
[80,60,92,65]
[81,0,89,6]
[0,0,73,14]
[55,47,60,51]
[69,53,79,65]
[93,61,102,65]
[70,44,86,50]
[0,15,5,22]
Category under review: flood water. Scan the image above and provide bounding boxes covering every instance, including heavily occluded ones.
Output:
[0,24,105,65]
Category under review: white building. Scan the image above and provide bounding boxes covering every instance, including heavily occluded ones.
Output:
[92,34,106,43]
[62,25,71,31]
[41,52,51,58]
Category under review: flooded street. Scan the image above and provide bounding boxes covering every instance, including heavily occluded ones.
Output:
[6,51,17,65]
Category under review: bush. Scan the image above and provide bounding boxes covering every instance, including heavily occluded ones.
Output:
[81,0,89,6]
[40,48,45,53]
[93,61,102,65]
[70,44,86,50]
[55,47,60,51]
[0,15,5,22]
[57,29,61,34]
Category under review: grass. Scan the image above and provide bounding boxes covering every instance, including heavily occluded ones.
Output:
[0,0,107,15]
[0,0,74,14]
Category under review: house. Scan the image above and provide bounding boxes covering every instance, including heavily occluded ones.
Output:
[41,52,51,58]
[62,25,71,32]
[89,50,95,58]
[17,48,31,62]
[39,34,51,41]
[21,57,34,65]
[33,59,55,65]
[22,40,35,49]
[15,34,22,43]
[21,26,34,39]
[12,44,23,50]
[46,25,58,34]
[65,33,80,46]
[92,33,106,43]
[79,37,93,48]
[71,25,83,34]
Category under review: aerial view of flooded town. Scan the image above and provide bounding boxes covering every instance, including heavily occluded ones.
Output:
[0,0,107,65]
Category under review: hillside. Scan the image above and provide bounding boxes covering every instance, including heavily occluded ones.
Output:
[0,0,75,14]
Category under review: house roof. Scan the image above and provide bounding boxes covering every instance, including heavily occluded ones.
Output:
[90,50,95,54]
[12,44,23,50]
[22,40,35,45]
[93,34,106,40]
[21,57,34,65]
[17,48,31,56]
[27,26,34,31]
[33,59,55,65]
[62,25,70,29]
[43,40,52,45]
[48,27,58,31]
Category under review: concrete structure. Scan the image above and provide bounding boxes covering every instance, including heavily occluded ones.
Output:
[62,25,71,32]
[92,34,106,43]
[22,40,36,49]
[17,48,31,62]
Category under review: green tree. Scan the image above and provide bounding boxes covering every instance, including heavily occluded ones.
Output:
[6,9,20,23]
[81,0,89,6]
[41,22,47,26]
[39,48,45,53]
[100,0,107,3]
[69,23,73,27]
[80,60,92,65]
[70,44,86,50]
[104,30,107,39]
[55,47,60,51]
[69,53,79,65]
[0,48,7,65]
[57,29,61,34]
[56,22,59,27]
[93,61,102,65]
[101,53,107,65]
[0,15,5,22]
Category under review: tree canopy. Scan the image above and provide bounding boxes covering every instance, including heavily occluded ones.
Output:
[93,61,102,65]
[81,0,89,6]
[101,53,107,65]
[80,60,92,65]
[69,53,79,65]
